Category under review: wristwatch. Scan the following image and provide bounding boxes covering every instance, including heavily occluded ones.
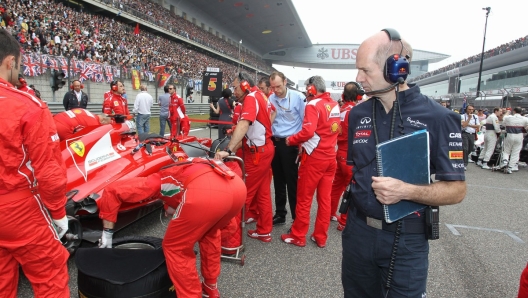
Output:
[225,148,233,155]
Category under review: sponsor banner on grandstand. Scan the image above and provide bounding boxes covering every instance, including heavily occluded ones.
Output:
[202,71,223,97]
[131,69,140,90]
[297,80,351,90]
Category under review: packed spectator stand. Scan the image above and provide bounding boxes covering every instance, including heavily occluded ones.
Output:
[0,0,275,87]
[409,35,528,83]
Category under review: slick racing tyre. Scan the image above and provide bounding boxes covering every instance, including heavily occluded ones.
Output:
[76,236,175,298]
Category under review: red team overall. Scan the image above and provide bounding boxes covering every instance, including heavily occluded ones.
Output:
[215,72,275,242]
[168,84,190,137]
[102,80,129,116]
[96,158,246,297]
[282,76,340,248]
[330,82,362,231]
[0,29,70,298]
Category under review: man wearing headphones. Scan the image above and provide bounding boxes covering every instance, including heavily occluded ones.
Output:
[215,72,275,243]
[268,71,306,226]
[257,76,273,98]
[53,108,112,140]
[63,79,89,110]
[102,80,129,116]
[330,82,362,232]
[342,29,466,297]
[281,75,339,248]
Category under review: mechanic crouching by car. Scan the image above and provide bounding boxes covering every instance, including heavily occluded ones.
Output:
[95,157,246,298]
[0,29,71,298]
[53,108,112,140]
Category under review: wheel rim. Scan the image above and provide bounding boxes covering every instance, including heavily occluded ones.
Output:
[114,242,157,250]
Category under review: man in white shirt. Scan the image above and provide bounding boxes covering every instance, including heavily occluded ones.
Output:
[501,107,528,173]
[461,105,480,170]
[133,85,153,134]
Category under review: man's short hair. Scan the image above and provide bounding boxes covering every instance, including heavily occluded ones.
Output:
[343,82,360,101]
[238,72,255,87]
[163,85,169,93]
[258,76,270,87]
[0,29,22,67]
[514,107,522,114]
[270,71,286,82]
[304,76,326,93]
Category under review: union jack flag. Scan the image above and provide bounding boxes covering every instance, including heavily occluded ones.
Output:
[93,64,104,83]
[78,62,95,82]
[47,56,60,71]
[39,54,48,72]
[71,59,80,75]
[113,67,120,78]
[104,65,114,83]
[57,57,69,77]
[22,54,40,77]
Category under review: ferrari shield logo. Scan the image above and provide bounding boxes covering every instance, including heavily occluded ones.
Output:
[69,141,85,157]
[325,104,331,112]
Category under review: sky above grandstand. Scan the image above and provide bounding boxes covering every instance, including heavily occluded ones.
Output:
[274,0,527,89]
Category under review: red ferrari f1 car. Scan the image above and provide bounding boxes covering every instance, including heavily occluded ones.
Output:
[60,116,214,253]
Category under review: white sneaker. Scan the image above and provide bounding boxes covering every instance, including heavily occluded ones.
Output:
[481,164,491,170]
[476,160,482,166]
[506,168,513,174]
[330,215,338,222]
[518,162,527,167]
[511,165,519,172]
[468,159,475,163]
[500,160,508,169]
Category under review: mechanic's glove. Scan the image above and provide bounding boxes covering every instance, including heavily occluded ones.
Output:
[53,215,69,239]
[99,229,114,248]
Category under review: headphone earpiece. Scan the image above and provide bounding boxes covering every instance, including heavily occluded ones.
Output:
[342,81,365,102]
[238,72,250,93]
[111,81,118,92]
[381,28,411,84]
[306,76,317,97]
[70,81,84,90]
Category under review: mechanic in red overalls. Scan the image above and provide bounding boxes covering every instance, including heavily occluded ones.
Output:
[0,29,70,298]
[96,158,246,298]
[329,82,361,231]
[281,75,340,248]
[102,80,129,115]
[53,108,112,140]
[166,84,190,137]
[215,72,275,243]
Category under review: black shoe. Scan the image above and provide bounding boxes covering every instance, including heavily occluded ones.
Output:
[273,215,286,226]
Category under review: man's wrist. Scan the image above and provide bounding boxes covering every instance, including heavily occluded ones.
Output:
[225,148,233,155]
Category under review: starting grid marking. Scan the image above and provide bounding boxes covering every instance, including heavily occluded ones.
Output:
[445,224,525,243]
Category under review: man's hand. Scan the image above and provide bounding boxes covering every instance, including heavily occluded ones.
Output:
[215,150,229,160]
[371,176,408,205]
[99,229,114,248]
[52,215,69,239]
[285,137,290,146]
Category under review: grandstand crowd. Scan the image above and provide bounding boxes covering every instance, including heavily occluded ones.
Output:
[409,35,528,83]
[0,0,273,83]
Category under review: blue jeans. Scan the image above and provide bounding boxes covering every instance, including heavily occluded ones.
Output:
[159,114,171,136]
[136,114,150,134]
[342,209,429,298]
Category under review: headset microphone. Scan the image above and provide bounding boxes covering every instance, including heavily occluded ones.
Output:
[365,77,404,95]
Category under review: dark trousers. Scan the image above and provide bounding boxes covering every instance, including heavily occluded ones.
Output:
[341,209,429,298]
[462,132,475,166]
[271,138,299,220]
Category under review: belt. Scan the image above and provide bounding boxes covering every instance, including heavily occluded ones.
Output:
[273,136,287,142]
[0,187,39,204]
[354,208,425,234]
[462,131,474,135]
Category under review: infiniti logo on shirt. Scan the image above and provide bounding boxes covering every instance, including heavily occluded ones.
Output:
[360,117,371,124]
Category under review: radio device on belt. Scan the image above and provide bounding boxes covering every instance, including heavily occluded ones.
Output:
[425,206,440,240]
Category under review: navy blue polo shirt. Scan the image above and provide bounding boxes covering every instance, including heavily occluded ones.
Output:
[347,85,465,220]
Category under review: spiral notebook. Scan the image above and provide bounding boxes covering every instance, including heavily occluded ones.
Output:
[376,129,429,223]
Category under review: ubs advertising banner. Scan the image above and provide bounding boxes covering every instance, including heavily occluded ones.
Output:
[263,44,360,69]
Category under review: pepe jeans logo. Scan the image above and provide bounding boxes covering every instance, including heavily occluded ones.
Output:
[406,117,427,128]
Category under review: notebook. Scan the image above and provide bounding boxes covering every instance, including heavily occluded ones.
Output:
[375,129,429,223]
